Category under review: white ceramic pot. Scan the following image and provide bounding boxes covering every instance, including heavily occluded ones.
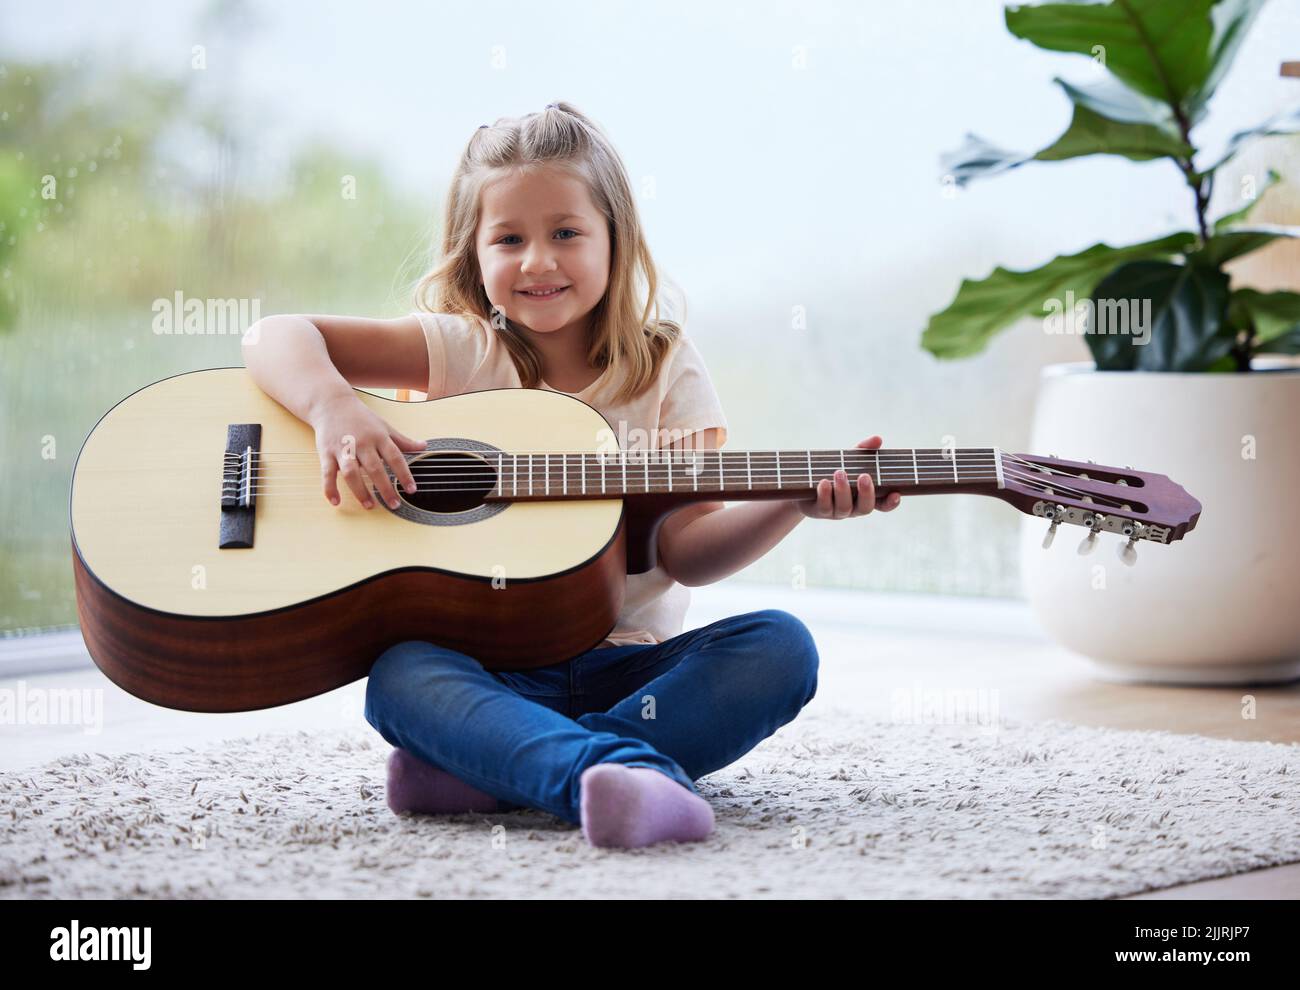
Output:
[1017,358,1300,684]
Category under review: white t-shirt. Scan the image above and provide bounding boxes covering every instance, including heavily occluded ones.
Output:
[410,310,730,648]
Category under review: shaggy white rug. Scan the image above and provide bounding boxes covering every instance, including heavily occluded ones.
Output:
[3,705,1298,899]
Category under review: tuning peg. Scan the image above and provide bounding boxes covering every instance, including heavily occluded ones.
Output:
[1041,503,1066,549]
[1117,537,1138,566]
[1076,511,1106,554]
[1115,520,1141,567]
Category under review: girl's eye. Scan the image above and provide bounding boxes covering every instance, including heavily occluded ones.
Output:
[497,229,579,245]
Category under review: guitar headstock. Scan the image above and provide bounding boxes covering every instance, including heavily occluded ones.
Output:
[996,451,1202,565]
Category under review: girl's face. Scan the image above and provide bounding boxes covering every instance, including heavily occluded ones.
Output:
[475,167,611,337]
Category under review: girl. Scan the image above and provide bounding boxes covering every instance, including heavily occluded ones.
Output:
[242,101,901,850]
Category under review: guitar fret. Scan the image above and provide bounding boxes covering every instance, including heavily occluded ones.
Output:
[495,447,1005,500]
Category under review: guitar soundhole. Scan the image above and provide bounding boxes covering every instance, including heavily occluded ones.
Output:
[401,452,497,514]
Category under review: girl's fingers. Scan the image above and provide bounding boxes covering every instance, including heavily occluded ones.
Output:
[382,438,419,494]
[361,449,401,509]
[321,454,340,506]
[856,472,875,516]
[338,453,372,508]
[834,470,852,518]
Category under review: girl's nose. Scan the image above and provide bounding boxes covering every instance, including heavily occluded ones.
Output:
[522,246,559,272]
[522,256,558,274]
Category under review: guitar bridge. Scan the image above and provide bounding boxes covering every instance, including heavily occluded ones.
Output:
[219,423,262,549]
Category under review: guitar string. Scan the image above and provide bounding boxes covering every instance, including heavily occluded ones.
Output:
[226,455,1010,488]
[226,466,1006,494]
[232,458,1007,484]
[219,479,1140,521]
[223,449,1127,490]
[226,473,1006,496]
[223,458,1123,504]
[224,447,1010,458]
[223,468,1138,513]
[217,450,1141,509]
[219,460,1119,499]
[226,447,1119,483]
[226,453,1011,476]
[224,458,1006,483]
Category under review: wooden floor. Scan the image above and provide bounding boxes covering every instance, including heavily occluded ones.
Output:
[3,582,1297,899]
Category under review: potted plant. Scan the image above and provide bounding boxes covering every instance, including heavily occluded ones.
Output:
[924,0,1300,683]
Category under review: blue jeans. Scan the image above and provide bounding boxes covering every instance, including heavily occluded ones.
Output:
[363,608,819,825]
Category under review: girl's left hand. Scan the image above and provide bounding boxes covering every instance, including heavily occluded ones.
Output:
[795,435,902,520]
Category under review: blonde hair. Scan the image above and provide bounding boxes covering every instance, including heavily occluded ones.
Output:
[413,101,683,404]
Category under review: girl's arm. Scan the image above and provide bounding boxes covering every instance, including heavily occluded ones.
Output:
[656,432,900,588]
[241,313,429,507]
[659,497,804,589]
[654,428,796,588]
[241,313,430,426]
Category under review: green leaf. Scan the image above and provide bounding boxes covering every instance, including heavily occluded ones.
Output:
[1212,168,1281,232]
[1050,75,1180,130]
[1034,77,1193,161]
[1228,288,1300,345]
[1004,0,1216,109]
[1087,261,1230,371]
[1205,105,1300,173]
[1190,224,1300,267]
[1256,328,1300,355]
[940,76,1191,187]
[940,133,1034,187]
[922,232,1197,359]
[1188,0,1269,122]
[1202,353,1239,372]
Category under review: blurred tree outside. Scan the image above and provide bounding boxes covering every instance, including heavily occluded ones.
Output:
[0,29,431,632]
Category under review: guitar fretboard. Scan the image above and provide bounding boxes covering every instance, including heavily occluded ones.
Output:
[476,447,1004,499]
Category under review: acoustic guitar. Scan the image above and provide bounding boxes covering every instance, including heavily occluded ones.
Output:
[69,367,1202,713]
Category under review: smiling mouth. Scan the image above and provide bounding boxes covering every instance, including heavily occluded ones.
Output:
[517,286,570,299]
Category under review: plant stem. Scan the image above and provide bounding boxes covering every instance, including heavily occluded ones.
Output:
[1231,328,1256,372]
[1171,105,1210,243]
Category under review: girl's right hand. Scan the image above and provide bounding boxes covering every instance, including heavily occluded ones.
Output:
[312,393,425,509]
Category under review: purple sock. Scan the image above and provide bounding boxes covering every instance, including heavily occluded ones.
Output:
[579,764,715,849]
[385,747,505,815]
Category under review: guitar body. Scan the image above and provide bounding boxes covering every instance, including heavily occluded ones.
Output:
[71,368,629,713]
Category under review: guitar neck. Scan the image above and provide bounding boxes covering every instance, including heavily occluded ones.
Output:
[482,447,1006,502]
